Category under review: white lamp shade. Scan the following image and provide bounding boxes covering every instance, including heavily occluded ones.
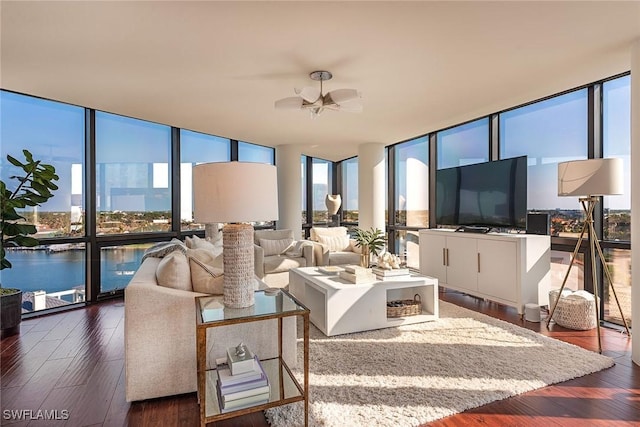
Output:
[193,162,279,223]
[557,158,623,197]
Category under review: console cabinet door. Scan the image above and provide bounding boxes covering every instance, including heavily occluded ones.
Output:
[477,239,517,302]
[445,235,478,292]
[419,232,447,283]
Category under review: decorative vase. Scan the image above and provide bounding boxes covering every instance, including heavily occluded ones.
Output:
[325,194,342,216]
[359,246,370,268]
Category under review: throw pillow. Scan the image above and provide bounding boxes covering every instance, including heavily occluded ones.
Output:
[188,247,223,270]
[188,250,224,294]
[184,236,193,249]
[191,235,223,262]
[260,238,294,256]
[350,239,363,254]
[192,235,223,252]
[318,234,351,252]
[156,251,192,291]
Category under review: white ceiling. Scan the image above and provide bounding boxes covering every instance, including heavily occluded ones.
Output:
[2,1,639,161]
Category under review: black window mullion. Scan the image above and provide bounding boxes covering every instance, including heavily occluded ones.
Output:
[428,134,437,228]
[85,109,99,302]
[387,145,396,251]
[171,127,181,236]
[230,139,239,161]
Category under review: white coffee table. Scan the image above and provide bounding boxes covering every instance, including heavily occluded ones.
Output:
[289,267,438,336]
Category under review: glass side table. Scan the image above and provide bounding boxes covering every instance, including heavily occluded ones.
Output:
[195,290,309,427]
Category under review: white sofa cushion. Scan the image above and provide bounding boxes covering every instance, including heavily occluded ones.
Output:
[188,248,224,294]
[263,255,308,274]
[156,251,193,291]
[310,226,349,241]
[318,234,350,252]
[259,237,294,256]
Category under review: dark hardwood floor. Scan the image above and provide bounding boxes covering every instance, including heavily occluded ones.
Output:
[1,289,638,426]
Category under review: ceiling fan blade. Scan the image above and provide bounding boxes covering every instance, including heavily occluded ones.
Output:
[336,100,363,113]
[275,97,303,110]
[295,86,321,103]
[325,88,360,105]
[323,104,341,111]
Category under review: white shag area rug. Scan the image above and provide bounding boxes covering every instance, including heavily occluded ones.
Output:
[265,300,614,427]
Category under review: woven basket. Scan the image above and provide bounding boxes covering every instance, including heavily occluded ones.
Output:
[549,289,597,330]
[387,294,422,318]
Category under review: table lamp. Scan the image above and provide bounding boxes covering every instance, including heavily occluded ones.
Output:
[193,162,278,308]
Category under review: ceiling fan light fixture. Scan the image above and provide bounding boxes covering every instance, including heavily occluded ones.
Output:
[275,70,362,117]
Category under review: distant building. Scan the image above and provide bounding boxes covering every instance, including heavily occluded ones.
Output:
[22,291,70,313]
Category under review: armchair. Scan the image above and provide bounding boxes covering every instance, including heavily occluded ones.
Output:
[309,226,362,266]
[254,229,313,288]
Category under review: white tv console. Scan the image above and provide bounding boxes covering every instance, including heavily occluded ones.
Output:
[419,229,550,314]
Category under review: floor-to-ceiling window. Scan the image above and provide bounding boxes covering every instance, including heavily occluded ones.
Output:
[0,89,276,314]
[0,91,86,312]
[341,157,358,225]
[391,136,429,268]
[95,112,172,293]
[602,75,632,326]
[179,130,231,231]
[312,158,332,224]
[381,75,630,326]
[500,89,589,294]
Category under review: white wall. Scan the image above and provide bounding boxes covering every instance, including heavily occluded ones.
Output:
[358,143,386,231]
[631,38,639,366]
[276,145,303,239]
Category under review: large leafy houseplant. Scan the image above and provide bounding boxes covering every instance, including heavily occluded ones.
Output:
[1,150,58,332]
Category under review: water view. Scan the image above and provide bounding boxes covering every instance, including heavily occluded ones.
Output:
[0,246,146,312]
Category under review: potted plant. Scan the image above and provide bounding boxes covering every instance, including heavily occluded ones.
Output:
[1,150,59,335]
[353,227,386,268]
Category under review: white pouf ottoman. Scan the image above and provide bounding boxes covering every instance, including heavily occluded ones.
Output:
[548,289,597,330]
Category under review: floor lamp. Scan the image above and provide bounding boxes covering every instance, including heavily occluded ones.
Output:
[193,162,279,308]
[548,158,631,353]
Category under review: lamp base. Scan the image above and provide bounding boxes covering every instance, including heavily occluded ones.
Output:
[222,223,255,308]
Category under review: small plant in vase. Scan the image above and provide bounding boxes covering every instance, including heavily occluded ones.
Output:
[353,227,386,268]
[1,150,59,335]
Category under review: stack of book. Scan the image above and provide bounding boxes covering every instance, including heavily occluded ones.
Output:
[372,267,410,281]
[339,265,375,284]
[215,354,270,413]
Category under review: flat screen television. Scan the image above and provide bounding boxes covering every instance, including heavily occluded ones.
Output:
[436,156,527,230]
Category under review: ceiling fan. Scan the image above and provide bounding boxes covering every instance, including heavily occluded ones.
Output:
[275,70,362,118]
